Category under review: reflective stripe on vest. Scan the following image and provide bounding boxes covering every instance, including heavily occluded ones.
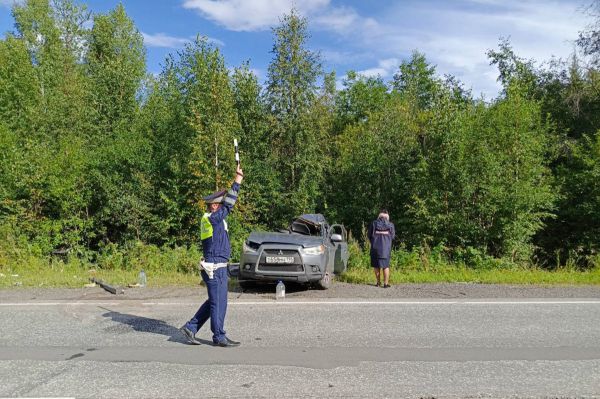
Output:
[200,213,228,240]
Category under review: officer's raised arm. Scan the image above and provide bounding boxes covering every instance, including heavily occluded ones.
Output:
[209,165,243,224]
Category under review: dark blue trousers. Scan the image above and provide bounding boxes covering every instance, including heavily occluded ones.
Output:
[184,267,228,344]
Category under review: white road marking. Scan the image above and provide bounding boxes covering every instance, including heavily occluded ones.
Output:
[1,300,600,306]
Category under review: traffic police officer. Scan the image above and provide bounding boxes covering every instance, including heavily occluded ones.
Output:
[180,165,244,346]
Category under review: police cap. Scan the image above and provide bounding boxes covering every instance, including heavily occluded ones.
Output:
[203,189,226,204]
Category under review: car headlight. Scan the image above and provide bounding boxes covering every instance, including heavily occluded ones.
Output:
[301,245,325,255]
[243,241,259,253]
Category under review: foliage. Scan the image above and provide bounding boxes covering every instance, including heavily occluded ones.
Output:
[231,63,280,227]
[0,2,599,275]
[539,131,600,266]
[577,0,600,66]
[392,50,440,109]
[264,9,325,221]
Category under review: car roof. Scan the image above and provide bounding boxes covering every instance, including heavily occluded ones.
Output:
[295,214,326,225]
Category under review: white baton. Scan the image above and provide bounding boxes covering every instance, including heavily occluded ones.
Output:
[234,138,239,166]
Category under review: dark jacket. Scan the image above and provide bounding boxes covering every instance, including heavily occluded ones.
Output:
[202,182,240,263]
[368,217,395,259]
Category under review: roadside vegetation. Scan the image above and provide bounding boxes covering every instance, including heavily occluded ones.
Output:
[1,1,600,288]
[1,239,599,288]
[339,240,600,286]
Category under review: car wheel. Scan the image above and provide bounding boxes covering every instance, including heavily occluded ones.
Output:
[317,271,331,290]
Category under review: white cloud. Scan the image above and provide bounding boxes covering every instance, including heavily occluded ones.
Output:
[142,32,224,48]
[342,0,590,98]
[142,32,190,48]
[181,0,590,98]
[320,49,371,65]
[182,0,329,31]
[313,6,357,31]
[0,0,23,7]
[181,0,379,35]
[357,58,399,78]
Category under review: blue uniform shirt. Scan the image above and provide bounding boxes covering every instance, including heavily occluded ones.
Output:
[368,217,395,259]
[202,182,240,263]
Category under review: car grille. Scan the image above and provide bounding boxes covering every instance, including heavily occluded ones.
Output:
[262,249,298,256]
[259,264,305,272]
[257,249,304,273]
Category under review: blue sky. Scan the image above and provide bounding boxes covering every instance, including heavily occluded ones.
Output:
[0,0,591,98]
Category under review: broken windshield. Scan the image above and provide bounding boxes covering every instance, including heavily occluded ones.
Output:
[290,215,323,236]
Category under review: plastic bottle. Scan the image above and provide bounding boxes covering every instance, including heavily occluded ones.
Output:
[138,269,147,288]
[275,280,285,300]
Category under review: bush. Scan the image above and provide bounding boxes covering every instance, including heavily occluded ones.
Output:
[94,241,201,273]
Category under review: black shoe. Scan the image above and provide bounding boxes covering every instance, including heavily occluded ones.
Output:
[215,337,241,347]
[376,282,381,287]
[383,284,391,288]
[180,326,201,345]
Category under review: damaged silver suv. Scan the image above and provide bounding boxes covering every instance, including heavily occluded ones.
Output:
[239,214,349,289]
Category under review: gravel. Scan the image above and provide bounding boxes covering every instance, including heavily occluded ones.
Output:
[1,280,599,302]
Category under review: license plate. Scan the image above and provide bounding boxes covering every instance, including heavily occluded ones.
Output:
[266,256,294,264]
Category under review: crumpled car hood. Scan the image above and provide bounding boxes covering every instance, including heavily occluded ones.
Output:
[247,231,323,247]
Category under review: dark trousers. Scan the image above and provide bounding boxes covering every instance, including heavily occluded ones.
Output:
[185,266,229,343]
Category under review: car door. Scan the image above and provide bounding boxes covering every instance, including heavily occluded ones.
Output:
[330,224,349,274]
[323,224,336,274]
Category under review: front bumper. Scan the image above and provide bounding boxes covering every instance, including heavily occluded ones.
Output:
[239,244,325,283]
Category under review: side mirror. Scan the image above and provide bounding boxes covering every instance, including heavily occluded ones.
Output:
[331,234,343,242]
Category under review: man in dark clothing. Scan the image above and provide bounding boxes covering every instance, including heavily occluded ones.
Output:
[368,209,395,288]
[180,165,243,347]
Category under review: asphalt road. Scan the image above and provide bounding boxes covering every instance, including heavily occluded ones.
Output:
[1,282,599,398]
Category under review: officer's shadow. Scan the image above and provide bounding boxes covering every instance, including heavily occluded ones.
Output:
[100,308,213,345]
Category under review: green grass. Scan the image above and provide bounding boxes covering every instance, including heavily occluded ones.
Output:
[0,263,202,289]
[1,241,599,288]
[0,242,204,288]
[338,265,600,285]
[2,261,600,289]
[336,241,600,285]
